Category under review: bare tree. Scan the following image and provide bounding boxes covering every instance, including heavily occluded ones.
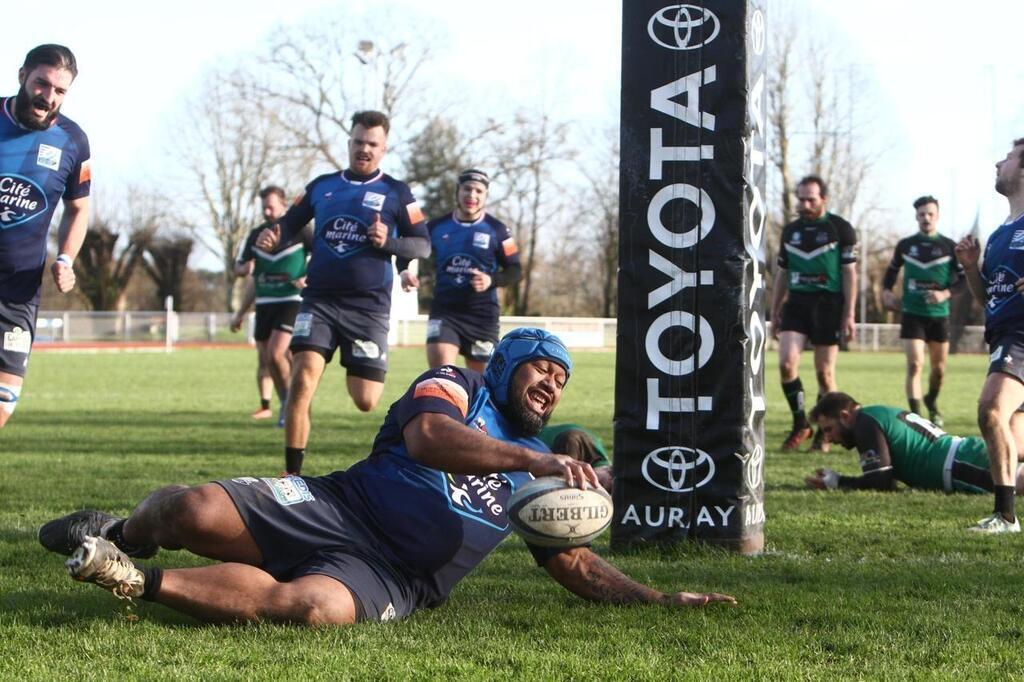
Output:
[253,14,434,170]
[575,128,620,318]
[142,236,194,311]
[490,112,575,315]
[75,221,151,311]
[176,69,291,309]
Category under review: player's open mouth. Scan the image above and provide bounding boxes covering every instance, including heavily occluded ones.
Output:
[526,387,551,413]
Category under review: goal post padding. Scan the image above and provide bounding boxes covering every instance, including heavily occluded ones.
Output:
[612,0,767,554]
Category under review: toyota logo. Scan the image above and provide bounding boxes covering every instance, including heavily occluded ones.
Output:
[641,446,715,492]
[750,9,765,56]
[647,5,721,51]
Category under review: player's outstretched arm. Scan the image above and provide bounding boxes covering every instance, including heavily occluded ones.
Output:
[542,546,736,607]
[404,413,598,488]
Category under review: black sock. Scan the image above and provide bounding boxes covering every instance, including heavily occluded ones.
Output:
[924,390,939,411]
[285,447,305,475]
[260,398,271,410]
[782,379,808,427]
[909,398,921,415]
[994,485,1016,522]
[105,518,127,545]
[137,564,163,601]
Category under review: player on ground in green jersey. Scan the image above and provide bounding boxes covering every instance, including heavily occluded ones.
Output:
[538,423,613,491]
[771,176,858,453]
[882,196,963,426]
[803,392,1024,494]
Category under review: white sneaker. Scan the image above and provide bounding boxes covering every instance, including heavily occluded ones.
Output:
[66,536,145,599]
[967,513,1021,534]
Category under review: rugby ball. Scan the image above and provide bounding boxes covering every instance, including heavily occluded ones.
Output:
[507,476,613,547]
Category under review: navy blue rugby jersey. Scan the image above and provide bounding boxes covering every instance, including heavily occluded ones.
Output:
[0,97,90,303]
[428,212,519,315]
[322,365,559,609]
[277,169,427,314]
[981,212,1024,341]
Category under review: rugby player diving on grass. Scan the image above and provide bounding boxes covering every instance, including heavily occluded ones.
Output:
[804,392,1024,494]
[39,328,734,625]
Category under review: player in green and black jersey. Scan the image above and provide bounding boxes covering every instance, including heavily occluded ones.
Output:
[882,196,963,426]
[771,176,858,453]
[803,392,1024,495]
[231,186,313,425]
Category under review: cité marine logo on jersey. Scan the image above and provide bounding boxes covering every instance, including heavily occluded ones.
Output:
[444,473,513,530]
[0,175,48,229]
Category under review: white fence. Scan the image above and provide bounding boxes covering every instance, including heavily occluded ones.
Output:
[35,311,988,354]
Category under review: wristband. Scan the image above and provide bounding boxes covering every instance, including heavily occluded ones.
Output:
[56,254,73,268]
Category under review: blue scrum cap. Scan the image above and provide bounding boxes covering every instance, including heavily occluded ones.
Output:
[484,327,572,405]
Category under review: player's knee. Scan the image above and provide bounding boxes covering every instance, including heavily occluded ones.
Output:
[0,382,22,426]
[815,367,833,387]
[165,485,227,538]
[779,358,798,379]
[906,358,923,375]
[978,401,1005,434]
[352,395,379,412]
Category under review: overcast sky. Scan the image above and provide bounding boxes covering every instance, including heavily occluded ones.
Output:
[1,0,1022,255]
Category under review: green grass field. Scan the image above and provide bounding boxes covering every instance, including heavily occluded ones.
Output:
[3,346,1023,680]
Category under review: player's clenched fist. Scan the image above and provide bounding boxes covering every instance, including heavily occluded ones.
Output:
[256,224,280,251]
[367,212,387,248]
[51,258,76,293]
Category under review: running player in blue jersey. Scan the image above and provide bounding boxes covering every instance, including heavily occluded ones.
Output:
[231,186,313,426]
[256,111,430,474]
[955,137,1024,533]
[398,169,521,372]
[0,45,90,428]
[40,328,735,624]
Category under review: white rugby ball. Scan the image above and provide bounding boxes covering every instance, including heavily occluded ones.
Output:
[507,476,613,547]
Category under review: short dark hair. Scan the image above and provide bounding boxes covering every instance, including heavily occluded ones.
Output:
[1015,138,1024,168]
[913,195,939,210]
[351,110,390,135]
[258,185,286,201]
[22,44,78,79]
[797,175,828,198]
[809,391,860,422]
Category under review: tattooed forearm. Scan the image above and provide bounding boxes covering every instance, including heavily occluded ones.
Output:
[551,549,668,605]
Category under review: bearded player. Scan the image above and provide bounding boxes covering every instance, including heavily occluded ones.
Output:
[0,45,90,428]
[804,392,1024,495]
[40,328,734,624]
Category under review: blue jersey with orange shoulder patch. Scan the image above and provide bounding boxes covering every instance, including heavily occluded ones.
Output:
[321,365,557,609]
[981,213,1024,341]
[0,97,90,303]
[277,169,427,315]
[428,212,519,316]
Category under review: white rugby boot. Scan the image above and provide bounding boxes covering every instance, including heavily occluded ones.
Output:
[66,536,145,599]
[967,513,1021,534]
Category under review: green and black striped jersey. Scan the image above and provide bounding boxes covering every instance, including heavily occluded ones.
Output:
[882,232,962,317]
[777,213,857,294]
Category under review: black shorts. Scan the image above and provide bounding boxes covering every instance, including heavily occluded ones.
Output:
[987,332,1024,385]
[900,313,950,343]
[779,292,843,346]
[289,298,388,382]
[0,298,37,377]
[254,301,301,342]
[426,310,499,362]
[216,475,415,623]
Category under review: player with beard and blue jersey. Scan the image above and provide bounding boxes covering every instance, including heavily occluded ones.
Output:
[0,45,90,429]
[956,137,1024,533]
[41,328,735,625]
[398,169,521,373]
[256,111,430,475]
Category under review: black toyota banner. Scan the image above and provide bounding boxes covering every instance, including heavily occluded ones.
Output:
[612,0,767,553]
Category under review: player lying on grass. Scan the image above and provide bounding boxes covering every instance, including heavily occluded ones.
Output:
[804,391,1024,494]
[39,328,734,625]
[539,423,613,492]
